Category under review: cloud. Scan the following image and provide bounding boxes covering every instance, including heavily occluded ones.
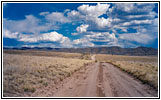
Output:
[3,29,72,47]
[4,15,55,34]
[67,3,154,31]
[83,32,119,47]
[119,17,158,44]
[21,43,56,48]
[39,12,50,16]
[3,29,19,38]
[76,24,89,33]
[108,3,157,27]
[3,10,72,47]
[4,11,70,35]
[68,10,80,19]
[19,31,70,43]
[68,3,110,20]
[86,32,116,42]
[73,38,95,47]
[126,13,156,19]
[68,3,111,29]
[119,33,153,44]
[122,19,152,26]
[69,3,158,47]
[94,17,111,28]
[106,3,158,46]
[119,17,158,45]
[45,12,70,23]
[109,3,155,14]
[78,3,110,17]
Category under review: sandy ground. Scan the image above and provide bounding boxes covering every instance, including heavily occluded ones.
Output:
[30,55,157,97]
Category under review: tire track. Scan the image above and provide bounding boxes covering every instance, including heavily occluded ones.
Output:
[105,73,118,97]
[96,63,105,97]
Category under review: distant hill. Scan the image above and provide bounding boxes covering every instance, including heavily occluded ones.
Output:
[3,46,158,56]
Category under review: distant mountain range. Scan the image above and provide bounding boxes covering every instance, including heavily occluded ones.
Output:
[3,46,158,56]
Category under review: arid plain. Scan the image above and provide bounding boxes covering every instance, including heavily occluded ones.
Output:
[3,50,158,97]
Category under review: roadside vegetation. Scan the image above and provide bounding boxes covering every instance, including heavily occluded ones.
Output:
[3,52,92,97]
[80,53,91,60]
[96,54,158,90]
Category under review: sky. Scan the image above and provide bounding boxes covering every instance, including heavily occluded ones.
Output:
[3,3,158,48]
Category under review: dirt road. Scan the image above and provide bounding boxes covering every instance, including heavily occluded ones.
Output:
[31,56,157,97]
[91,54,96,61]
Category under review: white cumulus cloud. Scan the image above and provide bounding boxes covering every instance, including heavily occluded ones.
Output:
[19,31,70,43]
[68,3,111,29]
[76,24,89,33]
[3,29,19,39]
[78,3,110,17]
[45,12,70,23]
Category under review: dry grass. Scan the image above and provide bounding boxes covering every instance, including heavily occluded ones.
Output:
[96,54,158,89]
[3,53,92,97]
[80,53,92,60]
[3,50,83,59]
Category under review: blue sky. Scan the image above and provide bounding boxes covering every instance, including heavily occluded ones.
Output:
[3,3,158,48]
